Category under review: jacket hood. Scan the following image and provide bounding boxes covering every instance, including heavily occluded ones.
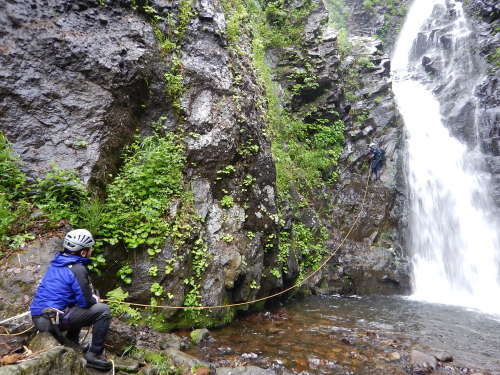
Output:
[51,252,91,267]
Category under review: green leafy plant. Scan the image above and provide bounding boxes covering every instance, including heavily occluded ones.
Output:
[74,140,89,149]
[98,132,184,255]
[144,350,179,374]
[7,233,35,250]
[33,163,89,222]
[165,258,176,275]
[106,287,141,324]
[148,265,159,277]
[238,142,259,157]
[164,57,184,114]
[216,165,236,180]
[0,132,26,199]
[75,198,105,235]
[191,238,210,279]
[242,175,256,187]
[270,267,281,278]
[221,234,234,243]
[151,282,164,297]
[220,195,234,208]
[117,265,133,284]
[488,47,500,68]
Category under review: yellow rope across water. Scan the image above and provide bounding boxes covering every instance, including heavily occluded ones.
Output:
[0,172,371,335]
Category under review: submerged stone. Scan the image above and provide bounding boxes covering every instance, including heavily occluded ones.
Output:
[216,366,275,375]
[410,350,437,371]
[434,351,453,362]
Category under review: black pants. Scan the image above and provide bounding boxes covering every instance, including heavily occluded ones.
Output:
[371,157,383,178]
[32,303,111,355]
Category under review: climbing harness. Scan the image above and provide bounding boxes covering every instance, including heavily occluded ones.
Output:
[0,171,371,335]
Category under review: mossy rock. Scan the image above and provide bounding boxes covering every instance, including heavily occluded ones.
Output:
[190,328,210,344]
[148,307,236,331]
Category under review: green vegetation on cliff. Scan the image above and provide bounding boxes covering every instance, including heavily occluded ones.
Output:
[238,0,345,196]
[326,0,408,45]
[97,132,184,254]
[221,0,342,281]
[0,131,29,252]
[488,47,500,68]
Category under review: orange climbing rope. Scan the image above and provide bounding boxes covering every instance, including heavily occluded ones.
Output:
[0,172,371,336]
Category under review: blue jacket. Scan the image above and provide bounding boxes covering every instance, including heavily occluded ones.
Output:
[30,252,97,316]
[369,146,384,160]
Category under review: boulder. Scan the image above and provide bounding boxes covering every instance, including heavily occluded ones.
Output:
[0,346,87,375]
[0,238,62,320]
[113,358,141,373]
[106,320,187,353]
[28,332,60,352]
[387,351,401,361]
[163,348,210,371]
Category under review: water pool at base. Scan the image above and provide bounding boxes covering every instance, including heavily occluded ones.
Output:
[187,296,500,374]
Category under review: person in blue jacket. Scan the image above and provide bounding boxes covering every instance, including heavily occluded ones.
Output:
[368,142,385,181]
[30,229,112,371]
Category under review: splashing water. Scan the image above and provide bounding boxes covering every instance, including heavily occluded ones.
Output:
[392,0,500,314]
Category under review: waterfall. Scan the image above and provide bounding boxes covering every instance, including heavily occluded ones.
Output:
[392,0,500,314]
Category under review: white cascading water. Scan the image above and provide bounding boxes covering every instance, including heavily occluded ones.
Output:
[392,0,500,314]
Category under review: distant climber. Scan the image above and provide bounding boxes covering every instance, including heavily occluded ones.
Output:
[367,142,385,180]
[30,229,112,372]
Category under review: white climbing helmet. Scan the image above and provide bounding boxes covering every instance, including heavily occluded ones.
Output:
[63,229,95,252]
[369,142,376,148]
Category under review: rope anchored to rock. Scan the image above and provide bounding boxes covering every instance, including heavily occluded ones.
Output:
[0,172,371,335]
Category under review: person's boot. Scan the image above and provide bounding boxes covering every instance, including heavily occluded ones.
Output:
[84,351,112,371]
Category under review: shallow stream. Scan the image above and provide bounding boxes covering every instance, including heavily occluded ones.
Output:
[187,296,500,374]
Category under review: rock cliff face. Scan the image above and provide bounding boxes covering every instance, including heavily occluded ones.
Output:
[1,0,280,327]
[340,0,410,52]
[0,0,412,333]
[269,0,410,295]
[0,0,163,187]
[464,0,500,207]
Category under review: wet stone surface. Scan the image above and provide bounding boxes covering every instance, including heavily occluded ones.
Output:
[184,296,500,375]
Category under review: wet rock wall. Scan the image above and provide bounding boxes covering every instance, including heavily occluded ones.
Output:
[269,0,411,295]
[464,0,500,207]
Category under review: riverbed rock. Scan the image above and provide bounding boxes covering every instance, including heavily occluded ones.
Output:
[28,332,60,353]
[410,350,437,371]
[433,351,453,362]
[388,352,401,361]
[163,348,210,370]
[113,358,141,373]
[106,319,187,354]
[216,366,275,375]
[190,328,210,345]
